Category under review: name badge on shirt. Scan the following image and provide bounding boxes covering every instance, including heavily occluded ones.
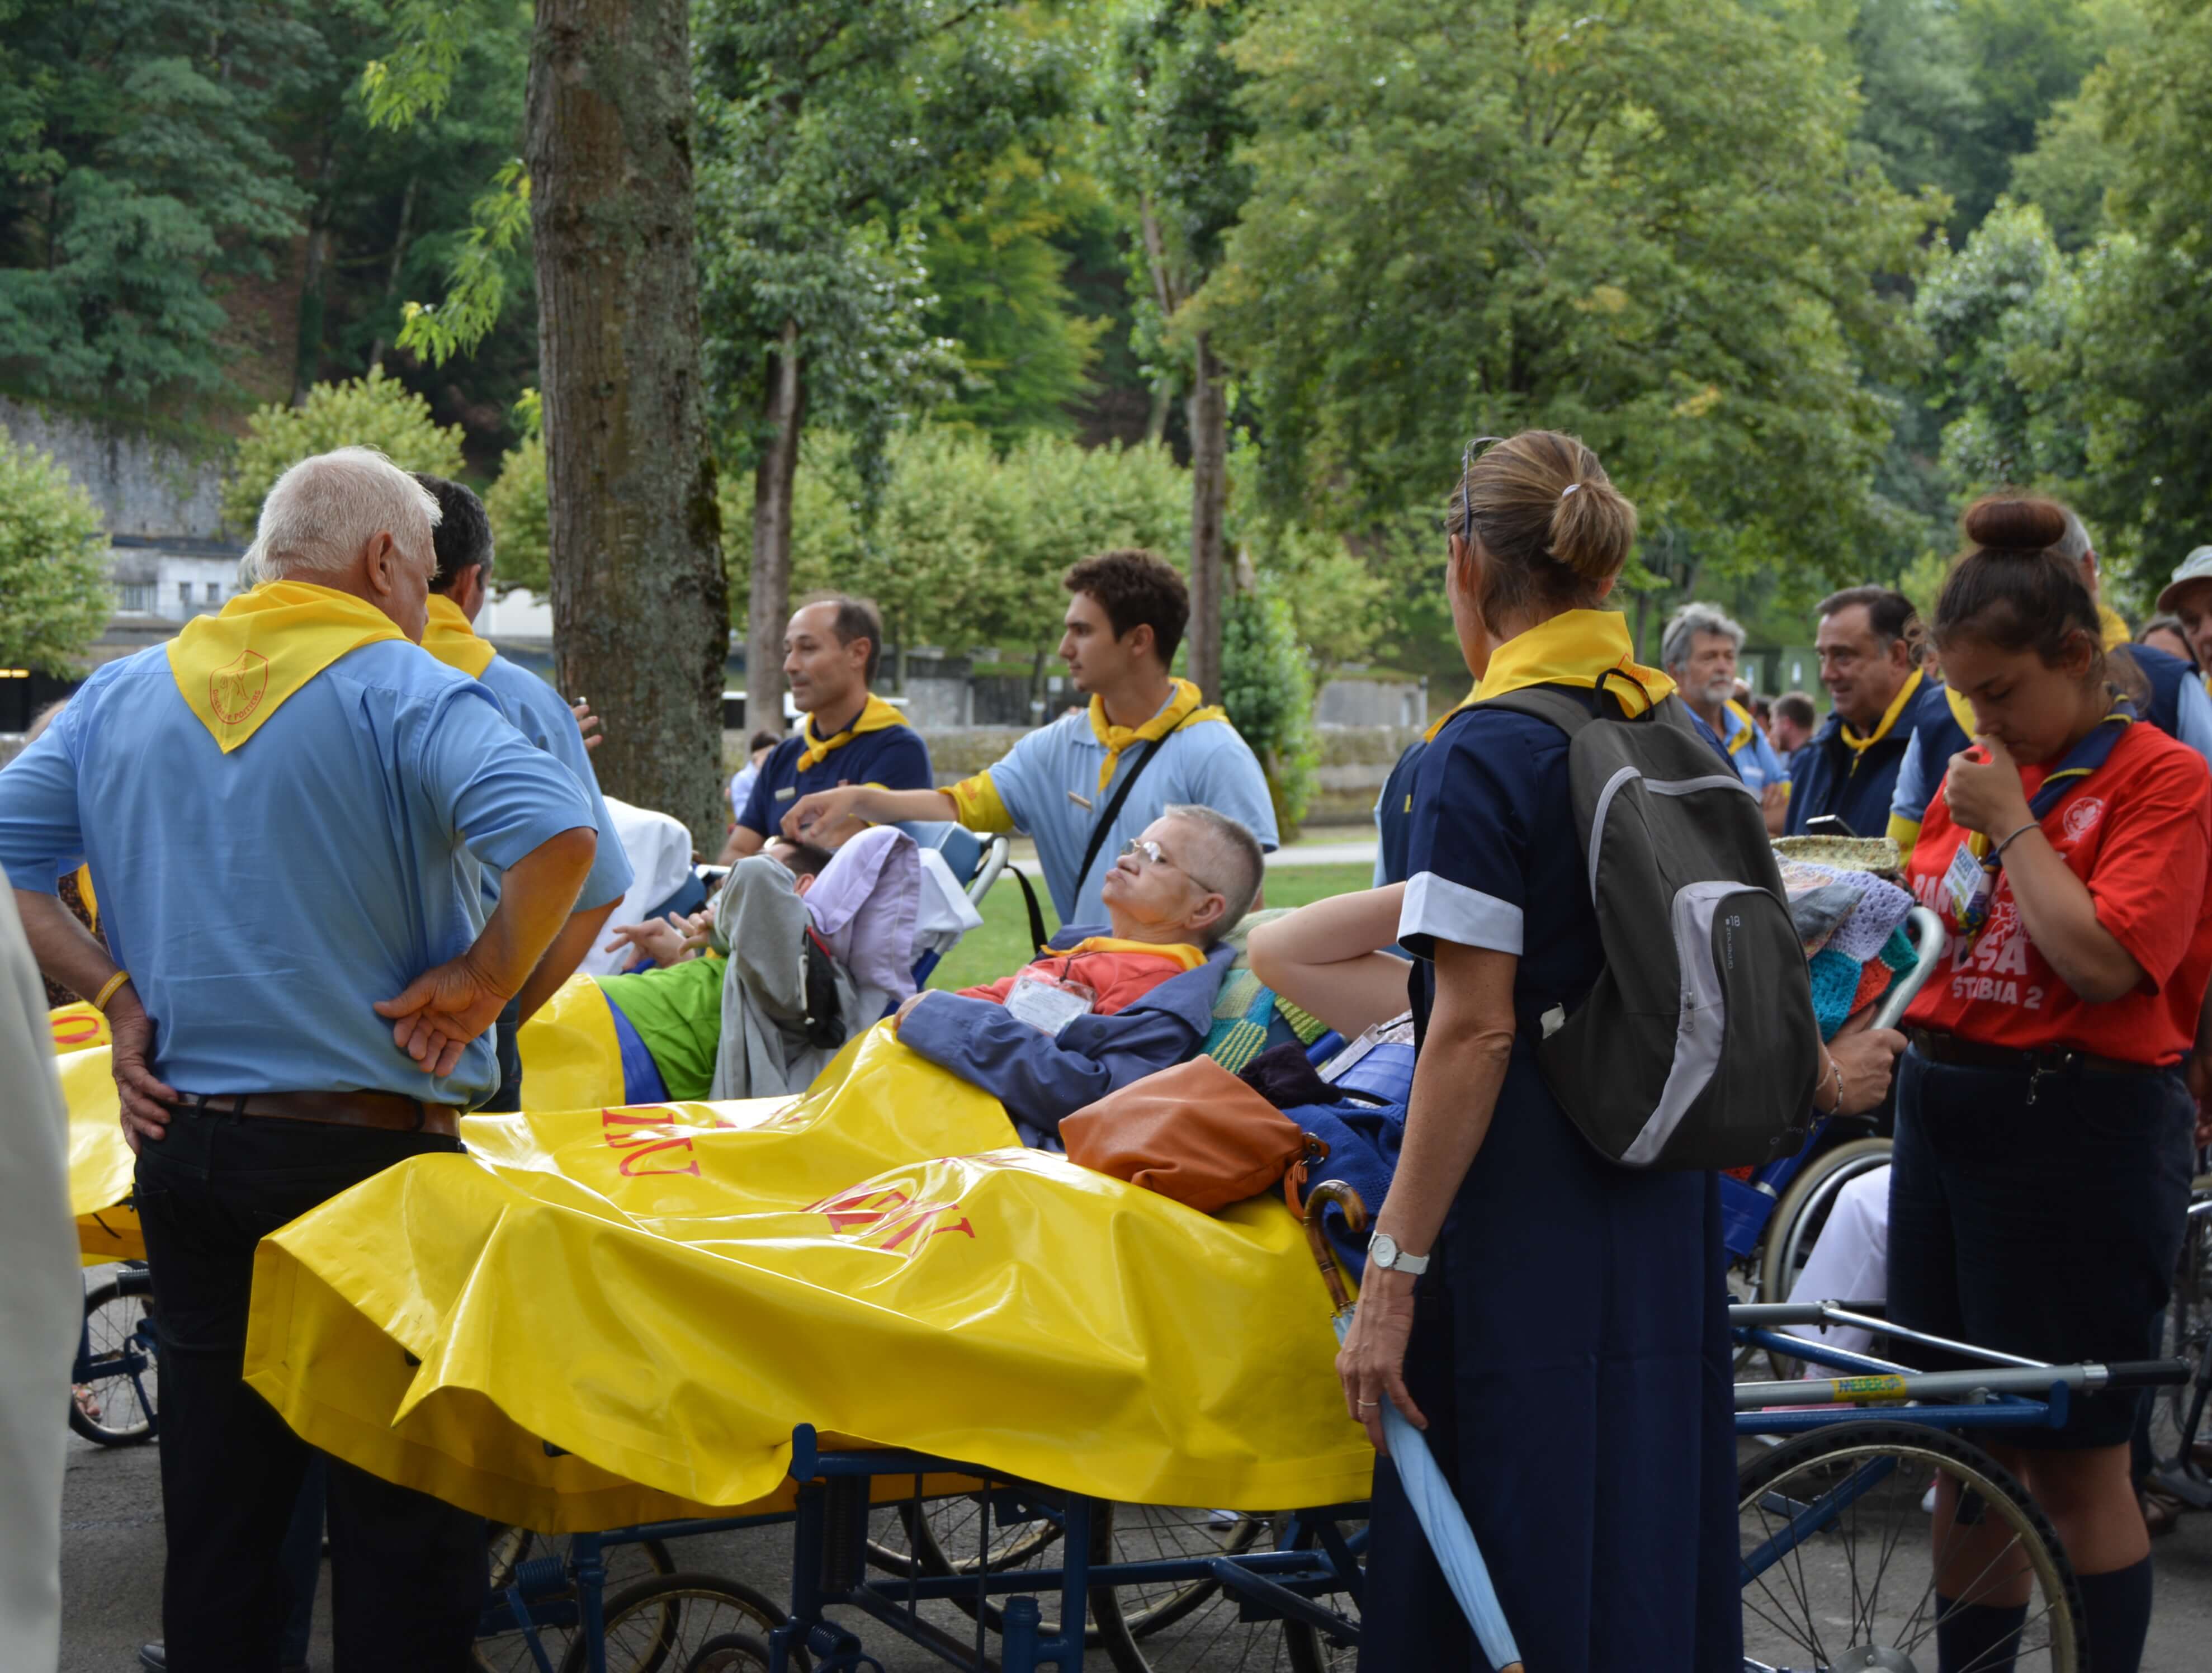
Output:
[1066,788,1093,810]
[774,786,796,801]
[1943,842,1993,935]
[1004,970,1096,1038]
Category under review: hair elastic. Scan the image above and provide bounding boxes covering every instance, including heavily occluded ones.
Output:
[1560,483,1581,499]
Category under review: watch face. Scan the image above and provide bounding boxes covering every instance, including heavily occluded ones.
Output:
[1371,1233,1398,1268]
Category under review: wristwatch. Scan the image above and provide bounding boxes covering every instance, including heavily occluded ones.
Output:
[1367,1232,1430,1277]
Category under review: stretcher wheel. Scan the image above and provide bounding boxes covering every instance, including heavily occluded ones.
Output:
[2149,1178,2212,1477]
[682,1632,771,1672]
[1738,1420,2085,1672]
[1099,1510,1359,1673]
[70,1270,159,1446]
[557,1572,790,1673]
[866,1495,1133,1653]
[472,1530,675,1673]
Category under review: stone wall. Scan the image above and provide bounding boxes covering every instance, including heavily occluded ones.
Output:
[0,397,228,538]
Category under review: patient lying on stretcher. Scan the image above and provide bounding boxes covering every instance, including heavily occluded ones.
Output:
[890,806,1264,1146]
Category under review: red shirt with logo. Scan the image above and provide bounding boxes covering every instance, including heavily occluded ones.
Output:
[1903,720,2212,1063]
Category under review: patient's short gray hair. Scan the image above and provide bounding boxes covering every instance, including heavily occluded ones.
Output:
[244,447,440,583]
[1661,602,1746,673]
[1163,804,1265,941]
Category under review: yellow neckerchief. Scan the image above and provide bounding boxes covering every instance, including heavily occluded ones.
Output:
[2098,602,2130,651]
[72,864,96,933]
[165,581,408,753]
[796,692,909,773]
[1472,609,1675,717]
[1088,677,1228,793]
[1838,668,1923,758]
[1722,698,1760,755]
[1050,937,1207,973]
[418,592,496,678]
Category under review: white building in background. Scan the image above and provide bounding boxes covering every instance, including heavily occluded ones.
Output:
[106,536,248,622]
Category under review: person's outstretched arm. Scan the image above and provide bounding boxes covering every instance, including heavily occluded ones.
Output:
[782,784,957,844]
[1247,884,1410,1037]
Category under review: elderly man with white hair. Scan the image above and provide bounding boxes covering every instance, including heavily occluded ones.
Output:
[1661,601,1790,833]
[0,446,602,1671]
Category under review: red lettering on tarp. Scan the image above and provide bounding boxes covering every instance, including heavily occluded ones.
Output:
[617,1137,702,1178]
[806,1182,975,1253]
[51,1012,103,1049]
[598,1105,736,1176]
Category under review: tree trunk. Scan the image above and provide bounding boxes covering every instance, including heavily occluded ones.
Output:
[1185,329,1228,700]
[292,139,338,406]
[747,319,805,731]
[366,174,419,371]
[528,0,729,846]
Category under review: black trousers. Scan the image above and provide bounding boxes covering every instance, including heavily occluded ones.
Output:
[134,1105,486,1672]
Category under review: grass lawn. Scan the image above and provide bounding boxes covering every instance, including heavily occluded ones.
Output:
[926,861,1376,992]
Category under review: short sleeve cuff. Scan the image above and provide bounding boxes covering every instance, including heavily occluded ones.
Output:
[1399,870,1523,956]
[950,771,1015,835]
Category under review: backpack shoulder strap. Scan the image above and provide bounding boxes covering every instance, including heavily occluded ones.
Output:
[1474,685,1600,736]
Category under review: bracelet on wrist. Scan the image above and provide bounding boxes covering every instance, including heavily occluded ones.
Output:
[1818,1054,1844,1116]
[91,970,131,1013]
[1991,820,2040,861]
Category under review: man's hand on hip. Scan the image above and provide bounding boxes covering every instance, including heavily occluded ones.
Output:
[107,988,177,1153]
[374,954,510,1079]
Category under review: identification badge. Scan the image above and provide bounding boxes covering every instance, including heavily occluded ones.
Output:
[1943,842,1994,934]
[1004,970,1096,1037]
[1066,788,1094,810]
[774,785,796,801]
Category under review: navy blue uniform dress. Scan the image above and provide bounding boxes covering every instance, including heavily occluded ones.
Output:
[1364,705,1741,1672]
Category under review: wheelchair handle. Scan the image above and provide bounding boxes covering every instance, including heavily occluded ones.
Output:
[1871,906,1948,1033]
[2098,1359,2195,1389]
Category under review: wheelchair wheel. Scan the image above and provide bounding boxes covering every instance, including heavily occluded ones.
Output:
[1755,1136,1892,1380]
[682,1632,771,1672]
[473,1529,676,1673]
[1740,1420,2085,1672]
[556,1572,788,1673]
[69,1271,159,1446]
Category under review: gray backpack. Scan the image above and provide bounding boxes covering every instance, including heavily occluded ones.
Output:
[1482,684,1820,1170]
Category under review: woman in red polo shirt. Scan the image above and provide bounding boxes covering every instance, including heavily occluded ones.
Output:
[1896,497,2209,1673]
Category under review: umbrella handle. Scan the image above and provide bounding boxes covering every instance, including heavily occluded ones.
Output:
[1302,1179,1367,1316]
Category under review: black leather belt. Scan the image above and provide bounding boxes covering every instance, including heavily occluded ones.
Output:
[1908,1029,2165,1104]
[167,1090,460,1137]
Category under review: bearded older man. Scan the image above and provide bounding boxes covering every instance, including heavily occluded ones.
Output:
[0,448,601,1671]
[1661,601,1790,834]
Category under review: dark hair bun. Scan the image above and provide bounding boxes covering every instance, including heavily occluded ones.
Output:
[1963,495,2067,554]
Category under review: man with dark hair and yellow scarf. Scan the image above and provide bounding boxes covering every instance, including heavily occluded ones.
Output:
[784,550,1278,927]
[718,593,934,862]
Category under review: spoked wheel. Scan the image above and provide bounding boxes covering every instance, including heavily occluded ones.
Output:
[864,1494,1130,1654]
[2149,1188,2212,1481]
[70,1271,159,1445]
[472,1529,677,1673]
[1278,1515,1362,1673]
[1755,1137,1893,1382]
[556,1573,790,1673]
[1739,1420,2085,1672]
[1093,1507,1298,1672]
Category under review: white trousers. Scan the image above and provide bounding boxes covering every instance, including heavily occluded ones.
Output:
[1783,1164,1892,1368]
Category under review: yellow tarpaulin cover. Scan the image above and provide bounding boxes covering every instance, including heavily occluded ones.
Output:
[240,1025,1373,1529]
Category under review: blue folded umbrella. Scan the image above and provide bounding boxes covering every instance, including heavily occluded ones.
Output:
[1332,1302,1524,1673]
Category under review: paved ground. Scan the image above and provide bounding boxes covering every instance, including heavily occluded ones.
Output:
[60,1422,2212,1671]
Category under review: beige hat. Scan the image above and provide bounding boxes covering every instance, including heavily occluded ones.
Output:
[2158,546,2212,613]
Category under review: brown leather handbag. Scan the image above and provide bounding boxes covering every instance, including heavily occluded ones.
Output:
[1061,1057,1328,1214]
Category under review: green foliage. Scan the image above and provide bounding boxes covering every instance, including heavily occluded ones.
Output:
[0,427,111,673]
[358,0,471,130]
[483,429,549,594]
[1218,578,1317,838]
[0,0,318,401]
[729,424,1189,659]
[394,159,531,367]
[1207,0,1934,603]
[692,2,1081,476]
[221,369,466,535]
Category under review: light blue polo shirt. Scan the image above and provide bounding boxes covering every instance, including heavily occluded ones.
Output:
[475,651,632,912]
[0,640,595,1107]
[975,701,1279,926]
